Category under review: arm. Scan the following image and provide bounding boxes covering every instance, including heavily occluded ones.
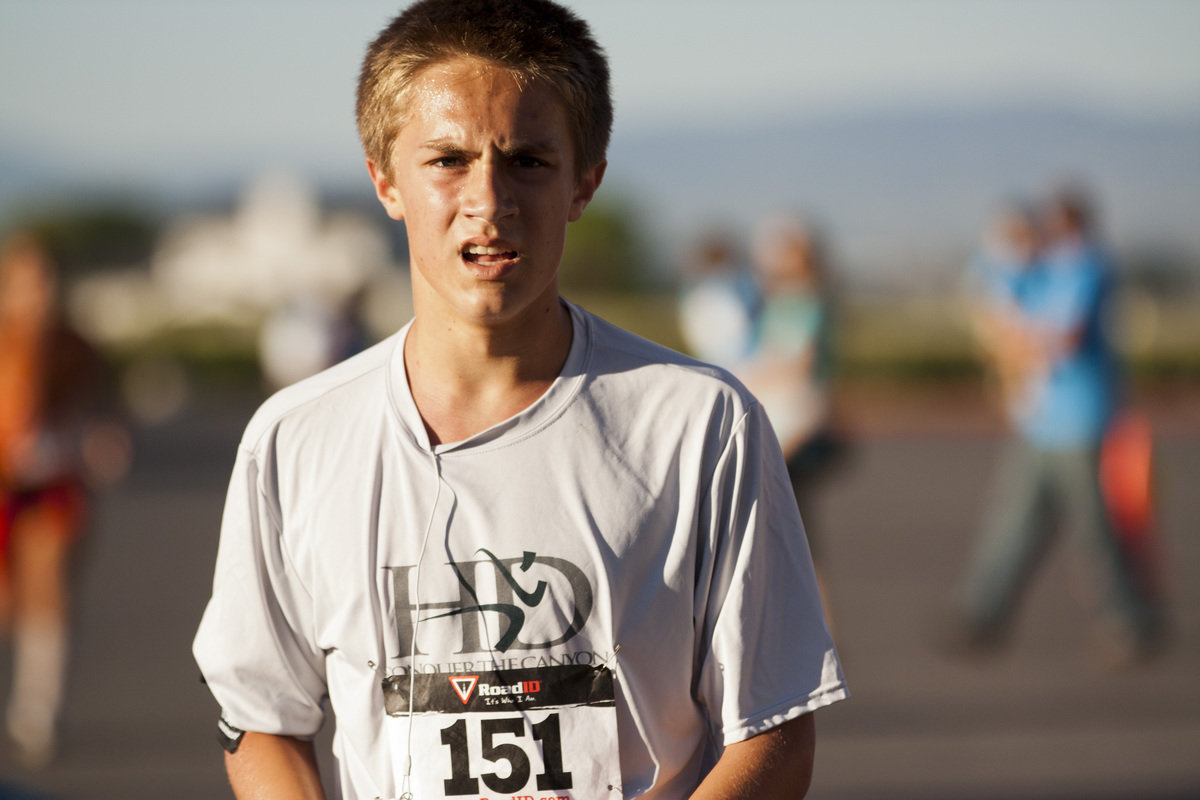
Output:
[195,447,331,797]
[690,404,844,799]
[992,255,1109,372]
[226,732,325,800]
[690,714,815,800]
[969,302,1048,406]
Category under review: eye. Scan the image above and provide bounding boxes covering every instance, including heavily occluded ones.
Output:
[430,155,465,168]
[511,154,549,169]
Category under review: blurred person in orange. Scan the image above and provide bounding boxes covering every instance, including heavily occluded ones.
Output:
[0,230,129,767]
[739,214,844,626]
[953,191,1163,665]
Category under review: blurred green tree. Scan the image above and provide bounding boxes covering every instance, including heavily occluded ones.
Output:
[6,200,160,277]
[559,195,653,293]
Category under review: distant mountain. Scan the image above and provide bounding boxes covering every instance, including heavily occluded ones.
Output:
[4,102,1198,288]
[0,141,75,206]
[606,102,1200,287]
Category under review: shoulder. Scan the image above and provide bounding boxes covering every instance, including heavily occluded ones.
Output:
[576,305,759,420]
[583,306,746,380]
[239,330,401,453]
[1043,242,1110,294]
[1045,239,1111,274]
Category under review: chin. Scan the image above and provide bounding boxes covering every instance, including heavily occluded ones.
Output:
[455,294,526,326]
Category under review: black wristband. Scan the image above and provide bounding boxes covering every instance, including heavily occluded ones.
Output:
[217,716,246,754]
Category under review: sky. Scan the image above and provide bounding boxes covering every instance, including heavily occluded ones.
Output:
[2,0,1199,193]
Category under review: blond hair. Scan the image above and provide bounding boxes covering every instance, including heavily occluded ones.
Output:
[356,0,612,181]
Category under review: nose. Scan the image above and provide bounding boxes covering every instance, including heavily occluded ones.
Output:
[461,161,517,224]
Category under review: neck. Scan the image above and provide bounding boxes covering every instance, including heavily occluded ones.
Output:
[404,298,573,445]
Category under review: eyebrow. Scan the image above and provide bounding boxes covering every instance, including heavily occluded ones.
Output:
[419,138,562,158]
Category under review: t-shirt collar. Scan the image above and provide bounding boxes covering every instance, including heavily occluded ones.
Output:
[386,300,590,455]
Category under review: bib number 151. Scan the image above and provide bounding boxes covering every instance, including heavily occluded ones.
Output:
[440,713,572,796]
[384,664,619,798]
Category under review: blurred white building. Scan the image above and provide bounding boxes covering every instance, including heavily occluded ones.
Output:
[153,171,394,322]
[71,171,412,345]
[68,172,414,416]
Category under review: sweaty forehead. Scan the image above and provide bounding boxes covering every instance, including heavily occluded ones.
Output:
[402,58,571,146]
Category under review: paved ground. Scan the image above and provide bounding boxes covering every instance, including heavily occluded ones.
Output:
[1,386,1196,799]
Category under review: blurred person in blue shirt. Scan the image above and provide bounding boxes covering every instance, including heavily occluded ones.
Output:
[954,189,1162,666]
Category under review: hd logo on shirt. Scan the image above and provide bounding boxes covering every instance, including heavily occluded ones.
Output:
[385,549,594,656]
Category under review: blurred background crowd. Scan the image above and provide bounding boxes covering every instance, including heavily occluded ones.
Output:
[1,1,1197,798]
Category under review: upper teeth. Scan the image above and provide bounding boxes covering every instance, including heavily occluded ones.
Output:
[465,244,509,255]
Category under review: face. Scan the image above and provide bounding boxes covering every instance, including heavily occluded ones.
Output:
[755,225,817,289]
[992,211,1039,266]
[368,57,604,329]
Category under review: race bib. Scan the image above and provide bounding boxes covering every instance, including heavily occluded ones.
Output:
[385,664,623,800]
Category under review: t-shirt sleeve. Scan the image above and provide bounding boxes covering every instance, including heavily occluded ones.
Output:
[193,444,328,739]
[694,400,847,746]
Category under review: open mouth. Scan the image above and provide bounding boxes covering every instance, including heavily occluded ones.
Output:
[462,243,519,265]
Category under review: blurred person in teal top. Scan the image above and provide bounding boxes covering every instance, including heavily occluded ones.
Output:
[739,215,843,630]
[955,189,1162,666]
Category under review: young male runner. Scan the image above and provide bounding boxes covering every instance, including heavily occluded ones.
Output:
[193,1,846,797]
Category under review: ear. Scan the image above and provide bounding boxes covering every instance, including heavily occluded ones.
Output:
[367,159,405,221]
[567,160,607,222]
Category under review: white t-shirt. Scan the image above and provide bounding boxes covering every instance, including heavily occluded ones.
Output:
[193,302,846,800]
